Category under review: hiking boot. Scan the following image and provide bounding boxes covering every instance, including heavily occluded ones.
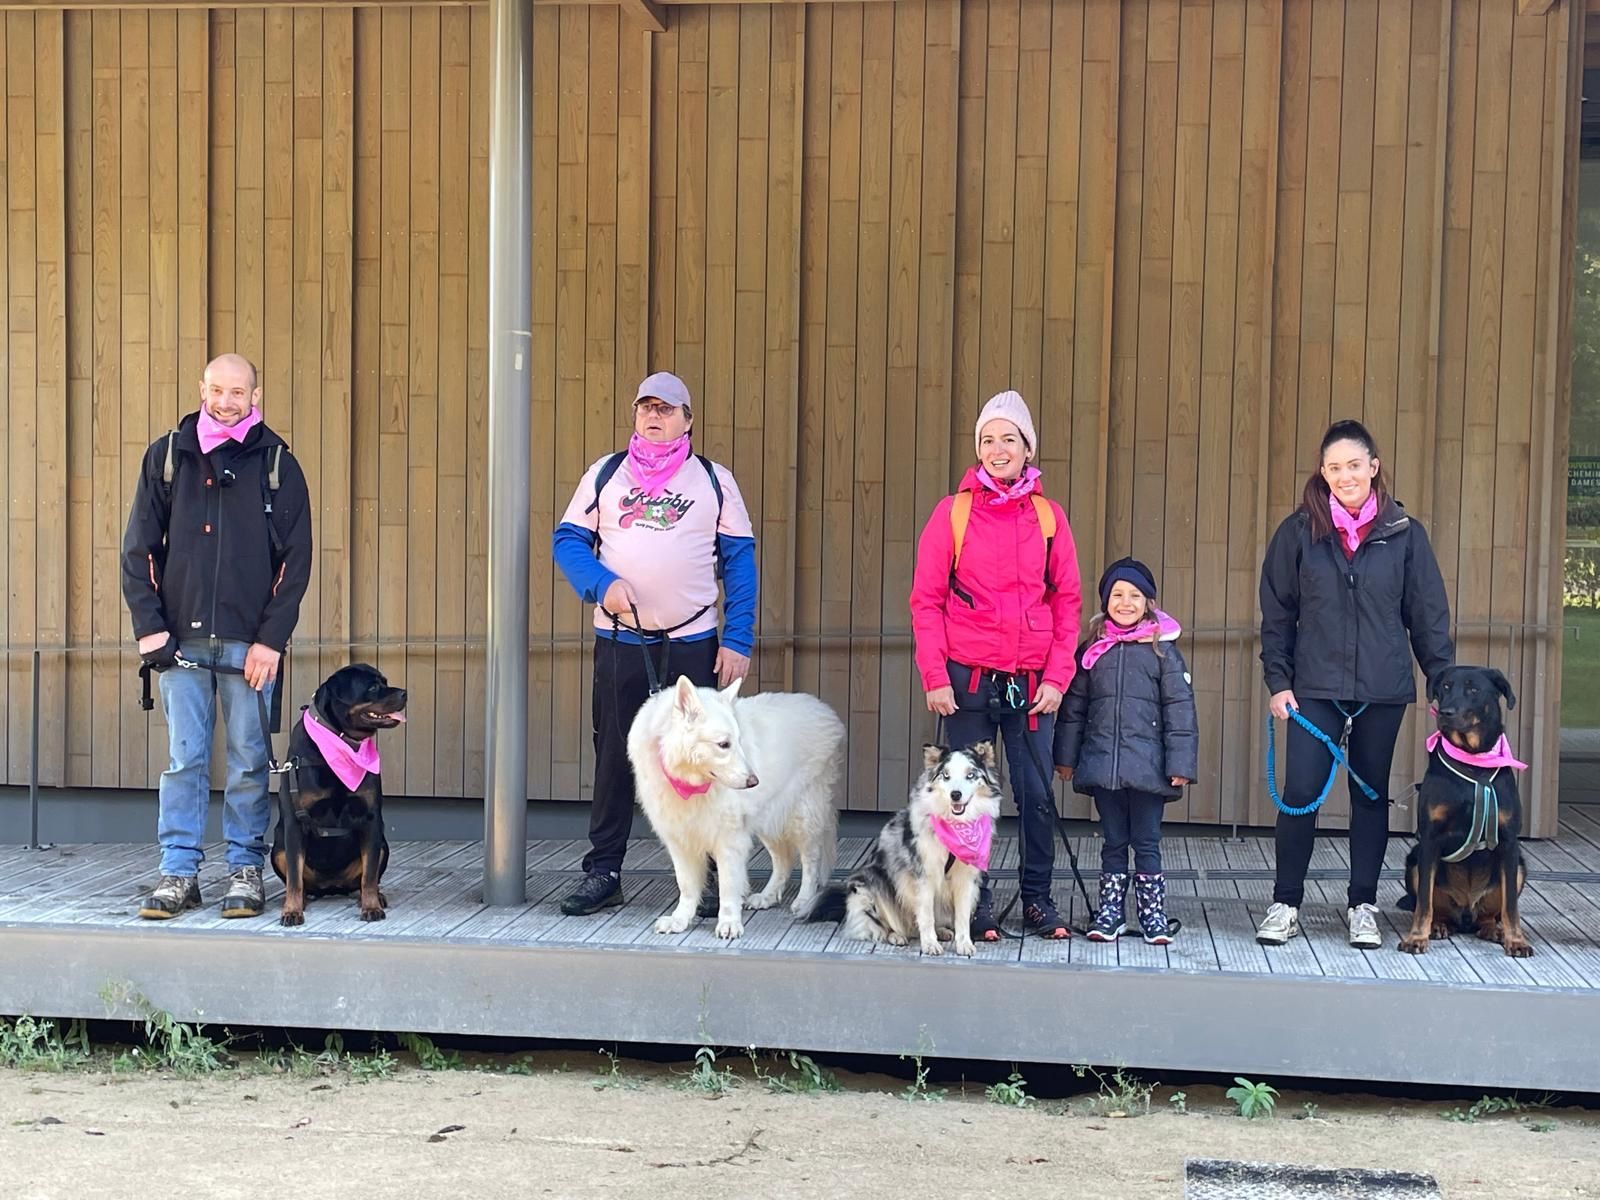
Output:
[1256,902,1301,945]
[1133,873,1178,945]
[220,866,266,918]
[970,894,1002,943]
[1023,897,1071,939]
[1087,872,1129,942]
[139,874,201,920]
[1347,902,1382,950]
[560,870,623,916]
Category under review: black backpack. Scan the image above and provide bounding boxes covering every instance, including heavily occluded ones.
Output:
[584,450,726,579]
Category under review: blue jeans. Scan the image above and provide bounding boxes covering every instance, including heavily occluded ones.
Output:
[1094,788,1165,875]
[156,638,274,876]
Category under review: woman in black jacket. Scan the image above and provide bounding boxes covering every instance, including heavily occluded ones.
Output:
[1257,419,1454,950]
[1055,558,1198,944]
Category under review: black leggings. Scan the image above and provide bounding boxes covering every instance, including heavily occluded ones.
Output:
[1273,698,1405,909]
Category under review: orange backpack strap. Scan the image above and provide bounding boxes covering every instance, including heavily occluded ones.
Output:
[950,491,974,570]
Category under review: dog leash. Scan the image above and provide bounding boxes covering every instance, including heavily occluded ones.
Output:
[140,648,302,808]
[1265,701,1379,816]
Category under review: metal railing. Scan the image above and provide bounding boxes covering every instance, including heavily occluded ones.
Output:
[4,618,1583,849]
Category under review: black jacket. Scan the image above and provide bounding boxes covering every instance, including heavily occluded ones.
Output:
[1258,498,1453,705]
[121,413,313,653]
[1054,638,1199,801]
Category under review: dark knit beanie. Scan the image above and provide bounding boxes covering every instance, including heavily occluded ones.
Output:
[1098,556,1158,609]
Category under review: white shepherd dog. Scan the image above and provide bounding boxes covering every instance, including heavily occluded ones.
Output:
[628,675,842,939]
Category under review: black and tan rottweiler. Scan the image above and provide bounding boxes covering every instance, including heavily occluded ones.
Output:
[1398,664,1531,958]
[270,663,407,926]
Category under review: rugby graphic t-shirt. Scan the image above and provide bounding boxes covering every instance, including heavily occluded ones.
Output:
[560,452,754,641]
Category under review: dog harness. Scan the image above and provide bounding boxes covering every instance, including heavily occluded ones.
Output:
[1426,731,1526,864]
[1265,701,1380,816]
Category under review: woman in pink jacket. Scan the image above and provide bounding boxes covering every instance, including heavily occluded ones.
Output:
[909,390,1083,940]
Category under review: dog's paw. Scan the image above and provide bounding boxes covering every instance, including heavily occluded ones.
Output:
[1397,934,1430,955]
[886,931,908,946]
[656,914,690,935]
[745,892,778,911]
[1475,922,1503,943]
[920,937,944,956]
[360,905,386,922]
[936,926,955,941]
[1503,936,1534,958]
[789,894,817,917]
[715,916,744,940]
[952,937,977,958]
[1429,921,1455,940]
[279,909,304,928]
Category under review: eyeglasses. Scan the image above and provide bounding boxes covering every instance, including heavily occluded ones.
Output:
[635,400,681,418]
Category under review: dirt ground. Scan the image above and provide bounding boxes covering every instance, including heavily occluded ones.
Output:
[4,1055,1599,1199]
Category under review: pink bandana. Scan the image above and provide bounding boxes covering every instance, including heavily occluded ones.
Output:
[197,405,264,455]
[627,433,693,495]
[302,708,388,791]
[930,813,994,872]
[659,750,712,799]
[1426,728,1528,772]
[1081,609,1183,671]
[975,465,1041,507]
[1328,491,1378,555]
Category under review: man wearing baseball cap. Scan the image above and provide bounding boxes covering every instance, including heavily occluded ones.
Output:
[552,371,759,915]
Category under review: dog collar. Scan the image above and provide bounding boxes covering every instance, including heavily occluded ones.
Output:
[658,750,712,799]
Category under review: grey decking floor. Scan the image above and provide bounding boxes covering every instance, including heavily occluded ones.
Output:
[8,809,1600,991]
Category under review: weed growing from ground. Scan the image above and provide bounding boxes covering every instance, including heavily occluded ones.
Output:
[1226,1077,1278,1120]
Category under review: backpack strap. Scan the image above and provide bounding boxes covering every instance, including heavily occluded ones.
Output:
[584,451,629,516]
[950,490,1057,588]
[1031,493,1056,589]
[696,454,726,581]
[260,443,287,558]
[950,491,974,571]
[160,429,179,499]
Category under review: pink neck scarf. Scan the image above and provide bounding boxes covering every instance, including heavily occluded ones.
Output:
[930,813,994,872]
[1081,609,1183,671]
[659,750,712,799]
[975,464,1041,507]
[1426,728,1528,772]
[197,406,264,455]
[302,708,383,791]
[627,433,692,495]
[1328,491,1378,555]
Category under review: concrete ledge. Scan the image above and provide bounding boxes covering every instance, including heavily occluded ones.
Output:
[2,923,1590,1092]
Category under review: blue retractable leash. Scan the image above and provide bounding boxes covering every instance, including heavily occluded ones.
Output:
[1265,701,1380,817]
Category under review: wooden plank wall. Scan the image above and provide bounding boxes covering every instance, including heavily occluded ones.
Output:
[0,0,1579,837]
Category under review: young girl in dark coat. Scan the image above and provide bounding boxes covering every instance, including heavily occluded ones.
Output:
[1054,558,1198,944]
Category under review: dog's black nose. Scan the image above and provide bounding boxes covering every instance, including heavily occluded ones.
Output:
[744,773,760,789]
[950,789,963,804]
[1436,706,1458,719]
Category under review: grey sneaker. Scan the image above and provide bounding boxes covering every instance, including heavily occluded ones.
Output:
[220,866,266,919]
[140,875,201,920]
[1256,902,1301,945]
[1347,902,1382,950]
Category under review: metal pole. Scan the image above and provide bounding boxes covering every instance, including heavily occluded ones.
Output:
[483,0,533,906]
[29,650,41,850]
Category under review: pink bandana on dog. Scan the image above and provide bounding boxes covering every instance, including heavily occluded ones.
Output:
[1426,729,1528,772]
[197,405,263,454]
[930,813,994,872]
[659,750,712,799]
[303,708,386,791]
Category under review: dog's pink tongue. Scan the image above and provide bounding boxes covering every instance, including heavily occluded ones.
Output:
[391,712,406,724]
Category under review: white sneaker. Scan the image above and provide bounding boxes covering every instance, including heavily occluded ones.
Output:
[1347,902,1382,950]
[1256,902,1300,945]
